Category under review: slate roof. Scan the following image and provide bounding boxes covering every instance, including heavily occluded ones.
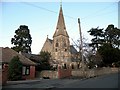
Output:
[47,38,53,44]
[21,53,41,63]
[70,45,78,54]
[0,47,36,66]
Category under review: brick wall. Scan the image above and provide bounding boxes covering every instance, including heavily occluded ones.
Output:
[1,64,8,85]
[1,64,35,85]
[30,66,35,79]
[58,66,72,79]
[22,66,35,80]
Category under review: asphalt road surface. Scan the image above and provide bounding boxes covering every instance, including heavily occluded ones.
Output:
[59,73,119,88]
[2,72,119,89]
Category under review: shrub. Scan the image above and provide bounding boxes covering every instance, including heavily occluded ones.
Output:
[8,56,23,81]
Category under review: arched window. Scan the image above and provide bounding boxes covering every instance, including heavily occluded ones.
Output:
[64,63,67,69]
[55,48,57,52]
[55,42,59,47]
[72,64,74,69]
[65,49,67,52]
[64,43,66,47]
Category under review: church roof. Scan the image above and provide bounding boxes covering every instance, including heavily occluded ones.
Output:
[48,38,53,44]
[53,6,69,38]
[70,45,78,54]
[45,36,53,44]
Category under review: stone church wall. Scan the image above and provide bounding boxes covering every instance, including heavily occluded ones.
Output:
[41,39,53,53]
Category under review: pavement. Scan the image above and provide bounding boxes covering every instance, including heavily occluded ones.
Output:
[6,79,42,85]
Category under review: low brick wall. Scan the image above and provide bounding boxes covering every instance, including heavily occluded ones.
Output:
[72,67,119,78]
[58,68,71,79]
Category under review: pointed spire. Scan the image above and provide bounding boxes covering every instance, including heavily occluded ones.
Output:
[53,3,69,38]
[60,0,62,7]
[46,35,49,41]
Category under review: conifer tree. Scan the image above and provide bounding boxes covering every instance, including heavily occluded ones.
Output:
[11,25,32,53]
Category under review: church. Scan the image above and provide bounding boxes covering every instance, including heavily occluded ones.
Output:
[41,4,79,67]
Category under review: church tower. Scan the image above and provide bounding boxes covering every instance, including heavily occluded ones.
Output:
[41,3,78,66]
[52,4,71,64]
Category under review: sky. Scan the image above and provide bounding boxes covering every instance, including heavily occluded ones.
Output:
[0,0,119,54]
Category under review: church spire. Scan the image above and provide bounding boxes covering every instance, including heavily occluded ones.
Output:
[60,0,62,7]
[53,3,69,38]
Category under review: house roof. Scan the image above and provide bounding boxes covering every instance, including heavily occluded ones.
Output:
[0,47,36,66]
[21,52,41,63]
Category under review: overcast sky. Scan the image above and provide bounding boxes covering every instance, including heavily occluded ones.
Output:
[1,0,119,54]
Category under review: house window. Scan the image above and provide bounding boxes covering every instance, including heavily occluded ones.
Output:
[0,64,2,70]
[22,66,30,75]
[0,63,4,70]
[22,66,26,75]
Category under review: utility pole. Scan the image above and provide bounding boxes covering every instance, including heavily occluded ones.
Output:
[78,18,84,70]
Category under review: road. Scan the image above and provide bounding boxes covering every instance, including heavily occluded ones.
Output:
[2,73,119,89]
[59,73,119,88]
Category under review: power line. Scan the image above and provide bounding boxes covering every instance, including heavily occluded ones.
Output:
[81,9,118,24]
[81,2,117,20]
[21,2,117,22]
[21,2,57,14]
[21,2,77,20]
[20,2,117,33]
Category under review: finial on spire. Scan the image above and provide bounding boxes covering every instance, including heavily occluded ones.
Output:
[47,35,48,38]
[60,0,62,7]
